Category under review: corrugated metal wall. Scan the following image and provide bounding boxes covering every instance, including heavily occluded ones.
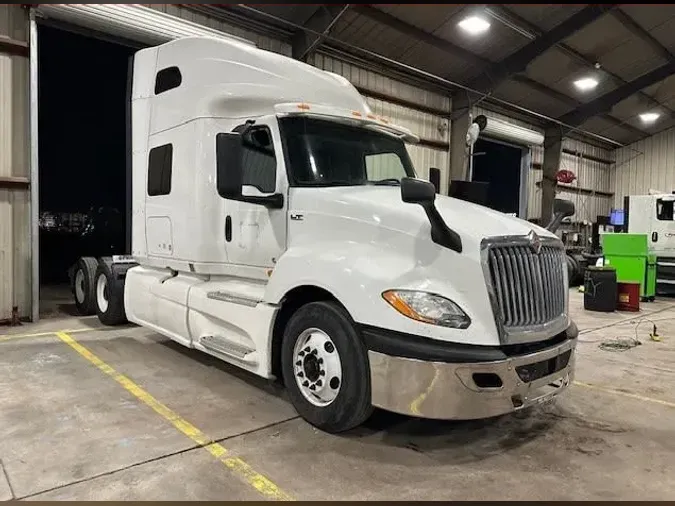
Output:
[473,105,614,222]
[544,138,614,223]
[613,126,675,206]
[309,53,452,193]
[0,5,30,321]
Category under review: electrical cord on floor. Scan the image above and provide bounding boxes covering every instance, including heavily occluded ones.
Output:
[599,317,663,351]
[599,337,641,352]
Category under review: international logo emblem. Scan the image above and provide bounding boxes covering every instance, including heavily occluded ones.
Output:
[528,230,542,254]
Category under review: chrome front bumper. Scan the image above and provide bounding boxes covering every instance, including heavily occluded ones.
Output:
[368,333,576,420]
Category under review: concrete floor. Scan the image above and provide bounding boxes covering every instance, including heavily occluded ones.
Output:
[1,290,674,500]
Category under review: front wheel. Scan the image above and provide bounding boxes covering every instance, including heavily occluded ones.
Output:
[281,301,373,433]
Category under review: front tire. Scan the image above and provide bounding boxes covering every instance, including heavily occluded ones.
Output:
[281,301,373,433]
[94,260,128,326]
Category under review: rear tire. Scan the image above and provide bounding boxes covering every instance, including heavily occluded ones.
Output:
[94,260,128,326]
[281,301,373,433]
[72,257,98,315]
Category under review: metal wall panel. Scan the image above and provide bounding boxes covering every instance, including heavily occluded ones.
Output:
[612,127,675,206]
[0,4,29,321]
[473,106,613,222]
[535,138,613,223]
[310,53,451,193]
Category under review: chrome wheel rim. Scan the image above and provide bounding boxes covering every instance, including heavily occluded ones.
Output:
[74,269,85,303]
[292,328,343,407]
[96,273,109,313]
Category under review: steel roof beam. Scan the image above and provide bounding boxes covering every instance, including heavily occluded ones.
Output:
[352,4,646,138]
[558,61,675,127]
[486,4,675,121]
[351,4,489,67]
[511,75,649,139]
[468,5,615,93]
[292,5,350,62]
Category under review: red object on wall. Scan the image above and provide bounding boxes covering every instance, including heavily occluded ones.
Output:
[556,169,577,184]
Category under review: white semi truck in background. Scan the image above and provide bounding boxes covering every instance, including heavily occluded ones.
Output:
[71,36,577,433]
[624,193,675,294]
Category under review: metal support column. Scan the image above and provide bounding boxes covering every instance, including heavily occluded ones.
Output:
[29,10,40,322]
[449,94,471,185]
[541,127,563,226]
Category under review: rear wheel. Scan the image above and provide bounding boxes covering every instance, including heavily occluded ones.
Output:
[281,301,373,433]
[94,260,128,326]
[72,257,98,315]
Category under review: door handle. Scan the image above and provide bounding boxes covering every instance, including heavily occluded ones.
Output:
[225,215,232,242]
[652,231,658,242]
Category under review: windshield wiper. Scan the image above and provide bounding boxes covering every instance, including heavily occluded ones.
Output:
[370,178,401,186]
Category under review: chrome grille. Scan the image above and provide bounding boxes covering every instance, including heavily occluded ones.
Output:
[486,244,566,328]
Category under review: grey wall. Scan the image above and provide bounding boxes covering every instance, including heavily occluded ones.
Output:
[0,5,29,321]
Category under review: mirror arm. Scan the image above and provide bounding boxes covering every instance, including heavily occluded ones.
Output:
[422,202,463,253]
[230,193,284,209]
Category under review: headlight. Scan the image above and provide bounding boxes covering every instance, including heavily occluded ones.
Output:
[382,290,471,329]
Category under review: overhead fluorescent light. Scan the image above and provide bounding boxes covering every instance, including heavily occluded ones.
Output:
[458,16,490,35]
[639,112,660,123]
[573,77,598,92]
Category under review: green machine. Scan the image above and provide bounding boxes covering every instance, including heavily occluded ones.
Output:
[601,233,656,301]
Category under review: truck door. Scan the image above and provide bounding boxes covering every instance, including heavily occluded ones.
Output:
[653,196,675,256]
[221,118,287,268]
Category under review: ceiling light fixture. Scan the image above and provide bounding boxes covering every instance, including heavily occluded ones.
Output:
[458,16,491,35]
[574,77,598,92]
[639,112,660,123]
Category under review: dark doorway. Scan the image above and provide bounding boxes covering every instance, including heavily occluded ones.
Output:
[471,138,523,215]
[38,24,135,316]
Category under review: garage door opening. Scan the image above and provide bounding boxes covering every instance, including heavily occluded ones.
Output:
[471,138,524,216]
[37,24,135,318]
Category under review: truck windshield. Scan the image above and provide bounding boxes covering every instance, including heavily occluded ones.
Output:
[279,116,416,187]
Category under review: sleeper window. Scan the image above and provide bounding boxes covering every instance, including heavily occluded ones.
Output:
[154,66,182,95]
[147,144,173,196]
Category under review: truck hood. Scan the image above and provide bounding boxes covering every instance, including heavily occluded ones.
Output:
[291,186,556,249]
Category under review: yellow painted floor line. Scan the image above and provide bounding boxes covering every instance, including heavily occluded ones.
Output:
[0,327,96,342]
[55,331,294,501]
[574,380,675,409]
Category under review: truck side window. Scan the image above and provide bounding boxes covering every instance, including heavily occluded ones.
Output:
[657,199,674,221]
[147,144,173,196]
[234,125,277,194]
[365,152,407,182]
[154,66,182,95]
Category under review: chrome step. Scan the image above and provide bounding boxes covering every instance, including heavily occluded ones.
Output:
[200,335,256,362]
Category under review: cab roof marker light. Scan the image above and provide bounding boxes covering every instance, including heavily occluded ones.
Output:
[297,103,311,110]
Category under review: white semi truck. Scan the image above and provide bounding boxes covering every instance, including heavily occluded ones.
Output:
[71,36,577,433]
[624,193,675,293]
